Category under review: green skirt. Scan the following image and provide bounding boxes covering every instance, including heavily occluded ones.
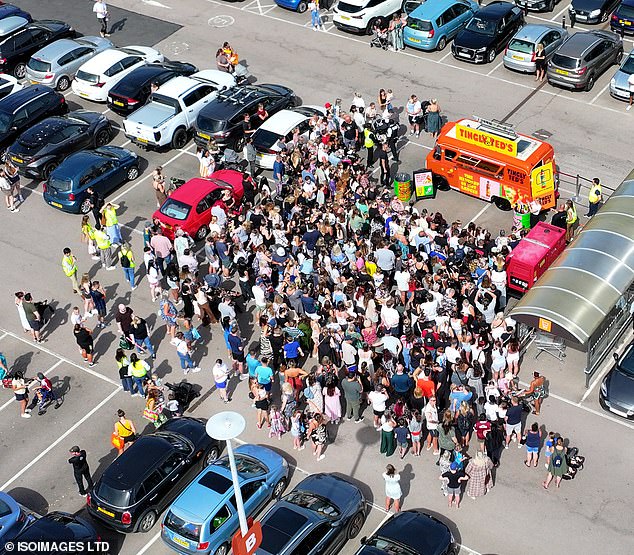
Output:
[380,430,396,457]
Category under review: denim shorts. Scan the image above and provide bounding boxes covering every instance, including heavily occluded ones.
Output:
[526,446,539,454]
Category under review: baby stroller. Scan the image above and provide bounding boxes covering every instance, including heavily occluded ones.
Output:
[562,446,585,480]
[165,381,200,411]
[369,25,389,50]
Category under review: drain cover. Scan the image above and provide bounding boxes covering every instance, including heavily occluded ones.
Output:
[533,129,552,139]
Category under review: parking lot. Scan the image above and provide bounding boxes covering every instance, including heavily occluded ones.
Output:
[1,1,633,554]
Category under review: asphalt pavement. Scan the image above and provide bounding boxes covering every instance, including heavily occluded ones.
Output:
[0,1,633,555]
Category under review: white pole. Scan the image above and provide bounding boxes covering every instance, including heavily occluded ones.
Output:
[225,438,249,536]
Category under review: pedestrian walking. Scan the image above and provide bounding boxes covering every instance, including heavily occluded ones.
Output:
[90,280,107,328]
[585,177,603,217]
[93,0,110,37]
[0,166,18,212]
[74,324,95,366]
[212,359,230,403]
[465,451,494,499]
[113,410,136,455]
[440,462,468,508]
[130,315,155,359]
[118,242,136,289]
[383,464,402,512]
[309,0,325,31]
[115,348,134,396]
[5,160,22,205]
[68,446,94,496]
[11,371,31,418]
[627,71,634,111]
[174,332,200,374]
[129,353,149,396]
[523,422,542,468]
[61,248,80,294]
[243,137,257,177]
[543,437,568,489]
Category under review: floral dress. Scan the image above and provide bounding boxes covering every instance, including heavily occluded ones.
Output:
[269,409,285,438]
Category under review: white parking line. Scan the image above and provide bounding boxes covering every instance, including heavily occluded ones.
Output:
[551,4,570,22]
[439,50,454,62]
[0,360,64,413]
[590,82,611,104]
[137,532,161,555]
[109,143,196,204]
[487,61,504,76]
[0,387,121,491]
[119,139,132,148]
[101,108,111,115]
[0,328,120,387]
[468,203,492,224]
[0,332,7,341]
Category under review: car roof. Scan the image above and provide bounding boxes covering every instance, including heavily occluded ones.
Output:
[556,31,606,56]
[410,0,472,19]
[374,510,452,554]
[256,109,312,133]
[258,503,316,554]
[478,0,515,17]
[0,15,28,36]
[168,177,228,203]
[511,24,561,42]
[0,85,54,113]
[30,38,84,62]
[79,48,130,73]
[15,512,91,542]
[200,85,284,119]
[18,116,79,142]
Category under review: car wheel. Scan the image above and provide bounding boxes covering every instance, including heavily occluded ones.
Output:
[137,510,157,533]
[493,196,512,211]
[347,512,365,540]
[42,162,58,180]
[213,544,229,555]
[601,10,608,22]
[13,62,27,79]
[297,1,308,13]
[79,198,92,215]
[487,49,496,63]
[195,224,209,242]
[366,18,379,35]
[203,446,220,467]
[585,74,595,92]
[126,166,140,181]
[57,76,71,92]
[615,49,623,65]
[94,127,112,148]
[436,37,447,51]
[233,135,246,153]
[547,0,555,11]
[272,477,287,499]
[171,128,188,150]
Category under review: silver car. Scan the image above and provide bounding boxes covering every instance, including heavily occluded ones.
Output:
[610,49,634,101]
[0,15,28,38]
[503,24,568,73]
[25,36,113,91]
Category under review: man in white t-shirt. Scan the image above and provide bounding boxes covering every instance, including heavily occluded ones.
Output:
[628,73,634,111]
[92,0,110,37]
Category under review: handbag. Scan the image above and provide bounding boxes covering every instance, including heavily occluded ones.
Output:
[110,433,124,450]
[520,434,527,445]
[119,336,133,350]
[191,326,201,341]
[143,408,159,422]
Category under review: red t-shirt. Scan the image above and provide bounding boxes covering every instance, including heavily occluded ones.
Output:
[474,421,491,441]
[417,378,436,399]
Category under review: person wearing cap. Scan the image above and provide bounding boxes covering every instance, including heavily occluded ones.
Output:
[440,461,468,508]
[68,446,93,496]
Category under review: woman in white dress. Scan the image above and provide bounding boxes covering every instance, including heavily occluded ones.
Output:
[383,464,402,512]
[15,292,31,333]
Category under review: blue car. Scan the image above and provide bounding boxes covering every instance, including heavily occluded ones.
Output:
[42,146,139,214]
[0,493,33,545]
[404,0,479,51]
[0,4,32,23]
[161,445,289,555]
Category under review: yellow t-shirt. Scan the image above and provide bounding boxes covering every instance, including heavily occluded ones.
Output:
[115,420,134,438]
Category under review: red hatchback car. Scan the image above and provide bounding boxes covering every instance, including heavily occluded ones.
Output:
[153,169,245,240]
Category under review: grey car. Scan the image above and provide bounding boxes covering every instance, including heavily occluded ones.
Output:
[600,343,634,419]
[25,36,113,91]
[503,24,568,73]
[547,30,623,91]
[609,48,634,101]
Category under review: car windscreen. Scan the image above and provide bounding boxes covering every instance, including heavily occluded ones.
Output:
[113,77,145,97]
[149,93,180,111]
[465,17,496,36]
[96,482,131,508]
[617,4,634,18]
[27,58,51,72]
[407,17,433,32]
[215,455,267,477]
[551,54,579,69]
[337,2,364,13]
[48,176,73,192]
[164,510,201,542]
[160,198,191,221]
[284,491,340,517]
[252,129,282,149]
[621,56,634,74]
[366,537,418,555]
[619,348,634,377]
[76,70,99,84]
[196,115,227,133]
[507,39,534,54]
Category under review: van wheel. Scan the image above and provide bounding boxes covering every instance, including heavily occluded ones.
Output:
[433,175,450,191]
[436,37,447,51]
[79,198,92,214]
[297,1,308,13]
[137,510,157,533]
[487,49,496,63]
[493,196,512,211]
[585,74,595,92]
[213,544,229,555]
[57,76,71,92]
[171,128,188,150]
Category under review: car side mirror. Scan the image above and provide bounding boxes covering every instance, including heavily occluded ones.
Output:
[613,353,619,363]
[10,126,18,132]
[360,536,367,545]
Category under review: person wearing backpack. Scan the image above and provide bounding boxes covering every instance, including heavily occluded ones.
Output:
[118,243,136,290]
[543,437,568,489]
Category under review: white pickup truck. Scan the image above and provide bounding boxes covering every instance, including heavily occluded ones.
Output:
[122,70,236,150]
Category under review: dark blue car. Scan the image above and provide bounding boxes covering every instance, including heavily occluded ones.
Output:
[43,146,139,214]
[0,4,32,23]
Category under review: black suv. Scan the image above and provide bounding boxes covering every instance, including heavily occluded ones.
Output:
[195,84,295,151]
[87,417,222,533]
[7,110,112,179]
[0,85,68,150]
[0,20,75,78]
[107,61,198,115]
[452,2,524,63]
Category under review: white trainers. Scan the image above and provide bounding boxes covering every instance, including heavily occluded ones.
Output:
[192,367,201,373]
[21,413,31,418]
[627,105,632,111]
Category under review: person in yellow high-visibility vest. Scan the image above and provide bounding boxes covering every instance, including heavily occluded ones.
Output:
[118,242,136,289]
[61,248,80,293]
[93,228,115,270]
[363,124,376,167]
[100,202,122,245]
[565,199,578,243]
[586,177,603,218]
